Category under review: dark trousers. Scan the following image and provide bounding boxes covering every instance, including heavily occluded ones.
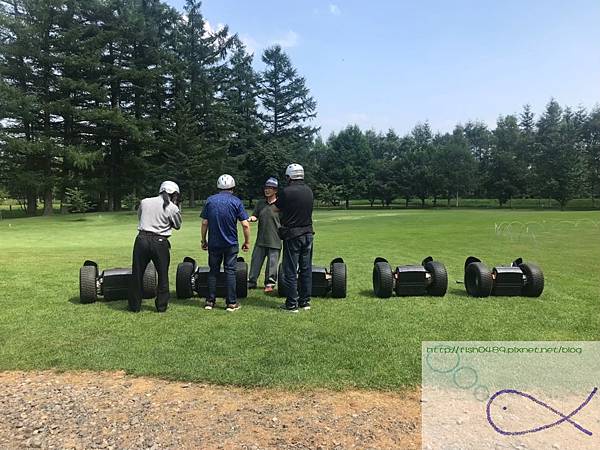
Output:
[129,234,170,312]
[249,246,280,286]
[208,245,238,305]
[282,234,313,308]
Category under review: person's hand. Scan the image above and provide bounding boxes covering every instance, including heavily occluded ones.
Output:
[201,240,208,251]
[242,242,250,252]
[248,215,257,223]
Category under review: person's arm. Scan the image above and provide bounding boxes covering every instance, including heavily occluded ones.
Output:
[240,219,250,252]
[238,201,250,251]
[273,190,284,213]
[249,199,261,222]
[201,219,208,250]
[170,206,182,230]
[250,203,259,221]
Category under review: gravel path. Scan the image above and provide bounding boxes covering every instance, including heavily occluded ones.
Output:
[0,371,420,450]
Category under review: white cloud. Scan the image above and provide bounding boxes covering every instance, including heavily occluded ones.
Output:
[329,4,341,15]
[240,34,260,55]
[203,19,226,36]
[199,19,300,56]
[273,30,299,48]
[235,30,300,56]
[203,19,246,58]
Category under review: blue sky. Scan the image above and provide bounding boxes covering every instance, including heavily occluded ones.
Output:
[165,0,600,138]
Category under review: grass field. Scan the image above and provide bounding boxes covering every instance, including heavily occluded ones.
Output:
[0,209,599,390]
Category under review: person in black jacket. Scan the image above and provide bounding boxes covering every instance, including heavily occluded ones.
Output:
[274,164,314,312]
[128,181,182,313]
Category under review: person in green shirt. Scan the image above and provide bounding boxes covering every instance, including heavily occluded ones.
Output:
[248,177,281,292]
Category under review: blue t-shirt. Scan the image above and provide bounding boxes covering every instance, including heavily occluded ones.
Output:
[200,192,249,249]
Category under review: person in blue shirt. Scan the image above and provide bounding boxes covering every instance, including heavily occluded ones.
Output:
[200,174,250,311]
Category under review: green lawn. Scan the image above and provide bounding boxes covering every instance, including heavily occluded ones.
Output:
[0,209,598,389]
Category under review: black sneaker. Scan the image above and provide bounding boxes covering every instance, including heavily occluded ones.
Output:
[204,300,215,310]
[226,303,241,312]
[299,303,311,310]
[248,282,257,289]
[279,304,299,313]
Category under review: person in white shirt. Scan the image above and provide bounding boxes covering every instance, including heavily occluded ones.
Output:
[128,181,182,313]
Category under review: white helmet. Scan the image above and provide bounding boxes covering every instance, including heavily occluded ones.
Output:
[159,180,180,194]
[285,163,304,180]
[217,174,235,190]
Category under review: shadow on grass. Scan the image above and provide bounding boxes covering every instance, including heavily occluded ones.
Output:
[242,295,282,310]
[448,286,469,297]
[68,295,131,311]
[68,296,83,305]
[68,290,284,311]
[357,287,472,300]
[68,295,162,312]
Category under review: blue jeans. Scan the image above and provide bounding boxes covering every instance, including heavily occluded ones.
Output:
[282,234,313,308]
[208,245,238,304]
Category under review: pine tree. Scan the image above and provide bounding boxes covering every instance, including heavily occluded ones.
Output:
[170,0,235,200]
[487,115,527,206]
[52,0,108,211]
[220,40,262,198]
[518,104,536,196]
[0,0,75,215]
[259,45,317,140]
[322,125,372,209]
[408,122,435,207]
[162,98,203,206]
[432,128,476,206]
[222,40,260,158]
[462,121,493,198]
[0,0,36,214]
[246,45,318,193]
[584,107,600,206]
[535,100,584,209]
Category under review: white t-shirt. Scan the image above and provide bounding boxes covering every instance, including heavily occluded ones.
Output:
[137,196,182,236]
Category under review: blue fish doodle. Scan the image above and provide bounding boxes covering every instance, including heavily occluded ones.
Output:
[486,387,597,436]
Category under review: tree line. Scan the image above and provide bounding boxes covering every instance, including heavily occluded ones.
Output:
[0,0,316,215]
[313,101,600,210]
[1,0,598,215]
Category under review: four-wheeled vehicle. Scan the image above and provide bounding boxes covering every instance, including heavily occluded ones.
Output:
[79,252,546,304]
[79,260,157,303]
[464,256,544,297]
[277,257,347,298]
[176,256,248,299]
[372,256,448,298]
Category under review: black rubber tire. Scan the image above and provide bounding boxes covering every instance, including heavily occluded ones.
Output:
[277,263,290,298]
[373,261,393,298]
[142,261,157,299]
[330,262,347,298]
[176,262,195,299]
[520,263,544,297]
[465,262,493,297]
[425,261,448,296]
[79,265,97,303]
[236,260,248,298]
